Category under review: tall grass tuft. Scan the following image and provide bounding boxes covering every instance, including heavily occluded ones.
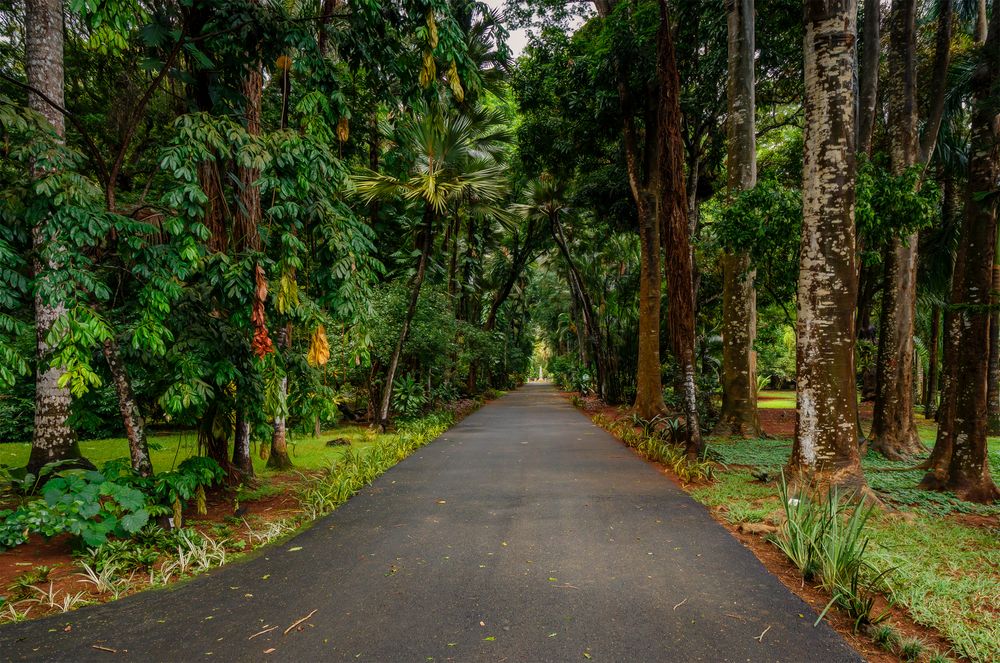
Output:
[772,475,891,630]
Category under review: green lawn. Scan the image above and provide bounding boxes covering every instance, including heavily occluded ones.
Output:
[699,434,1000,662]
[0,426,378,475]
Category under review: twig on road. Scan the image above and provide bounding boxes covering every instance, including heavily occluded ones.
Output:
[249,625,278,640]
[673,597,688,610]
[755,625,772,643]
[284,609,318,635]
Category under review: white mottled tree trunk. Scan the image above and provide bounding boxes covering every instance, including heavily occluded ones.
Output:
[26,0,87,474]
[791,0,867,491]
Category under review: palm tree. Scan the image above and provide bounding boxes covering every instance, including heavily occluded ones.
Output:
[355,103,507,429]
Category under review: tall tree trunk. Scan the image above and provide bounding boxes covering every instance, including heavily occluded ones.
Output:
[657,0,702,456]
[923,9,1000,502]
[603,0,665,417]
[924,304,940,418]
[268,325,294,469]
[870,0,925,459]
[857,0,880,154]
[633,186,665,418]
[230,59,265,482]
[716,0,761,437]
[25,0,91,474]
[791,0,868,492]
[379,209,434,430]
[988,261,1000,433]
[103,339,153,477]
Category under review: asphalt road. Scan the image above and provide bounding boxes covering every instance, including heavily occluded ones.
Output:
[0,383,861,662]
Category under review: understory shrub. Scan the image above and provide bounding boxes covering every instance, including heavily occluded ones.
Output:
[0,457,225,550]
[392,374,427,417]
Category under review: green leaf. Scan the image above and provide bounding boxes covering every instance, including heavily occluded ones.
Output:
[120,508,150,534]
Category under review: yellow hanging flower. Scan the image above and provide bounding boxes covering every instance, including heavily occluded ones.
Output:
[308,325,330,367]
[426,10,439,49]
[447,59,464,102]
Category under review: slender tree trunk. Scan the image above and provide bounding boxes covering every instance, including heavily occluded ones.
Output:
[791,0,868,492]
[924,304,940,418]
[974,0,987,44]
[657,0,702,456]
[633,187,665,418]
[716,0,761,437]
[235,63,263,253]
[870,0,925,459]
[924,9,1000,502]
[447,215,460,300]
[857,0,880,154]
[25,0,93,474]
[485,220,536,331]
[379,209,434,430]
[103,339,153,477]
[268,325,294,469]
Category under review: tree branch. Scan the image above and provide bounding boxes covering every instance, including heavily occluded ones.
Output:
[0,72,110,185]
